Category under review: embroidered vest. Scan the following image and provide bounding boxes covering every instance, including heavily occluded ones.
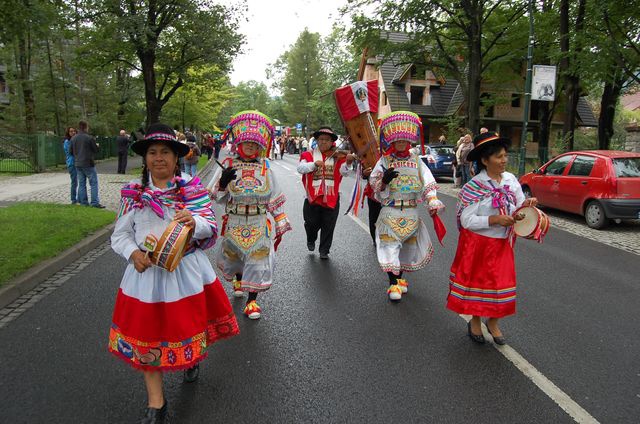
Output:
[384,154,423,203]
[301,149,343,208]
[227,159,272,205]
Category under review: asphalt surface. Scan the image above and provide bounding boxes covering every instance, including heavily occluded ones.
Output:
[1,153,639,423]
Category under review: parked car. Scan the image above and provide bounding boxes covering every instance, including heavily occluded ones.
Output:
[519,150,640,229]
[420,145,456,179]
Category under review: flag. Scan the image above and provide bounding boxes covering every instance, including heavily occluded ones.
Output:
[335,80,379,121]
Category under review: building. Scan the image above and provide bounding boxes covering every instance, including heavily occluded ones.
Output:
[357,32,597,156]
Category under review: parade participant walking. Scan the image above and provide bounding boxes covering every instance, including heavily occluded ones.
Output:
[369,112,444,301]
[210,111,292,320]
[298,126,355,259]
[70,120,105,208]
[109,123,239,423]
[446,132,537,345]
[63,127,78,204]
[116,129,130,174]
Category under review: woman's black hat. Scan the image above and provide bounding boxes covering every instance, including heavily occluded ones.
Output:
[467,131,512,162]
[131,123,190,157]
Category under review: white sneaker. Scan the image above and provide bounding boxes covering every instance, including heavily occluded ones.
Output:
[232,279,244,298]
[397,279,408,294]
[387,284,402,301]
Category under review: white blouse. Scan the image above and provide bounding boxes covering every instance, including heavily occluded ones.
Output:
[460,170,525,239]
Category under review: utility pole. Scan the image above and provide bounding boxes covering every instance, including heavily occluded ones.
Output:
[519,0,535,176]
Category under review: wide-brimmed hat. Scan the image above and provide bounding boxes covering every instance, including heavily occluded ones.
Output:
[131,123,190,157]
[313,126,338,141]
[467,132,512,162]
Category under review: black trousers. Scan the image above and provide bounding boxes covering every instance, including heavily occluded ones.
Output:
[303,198,340,255]
[117,151,128,174]
[367,197,382,242]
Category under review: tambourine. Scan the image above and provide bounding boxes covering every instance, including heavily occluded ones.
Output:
[513,206,550,242]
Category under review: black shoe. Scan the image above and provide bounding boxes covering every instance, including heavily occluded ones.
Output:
[485,321,507,345]
[307,242,315,252]
[183,363,200,383]
[467,321,485,344]
[139,401,167,424]
[92,204,106,209]
[319,252,329,260]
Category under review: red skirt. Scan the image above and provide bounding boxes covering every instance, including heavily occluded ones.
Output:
[108,278,239,372]
[446,229,517,318]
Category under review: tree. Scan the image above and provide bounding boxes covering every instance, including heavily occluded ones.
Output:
[86,0,244,126]
[346,0,528,133]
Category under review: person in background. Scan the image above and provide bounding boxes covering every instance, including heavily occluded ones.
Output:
[457,134,474,185]
[63,127,78,204]
[70,120,105,208]
[438,135,447,144]
[116,129,130,174]
[301,137,309,153]
[185,134,201,177]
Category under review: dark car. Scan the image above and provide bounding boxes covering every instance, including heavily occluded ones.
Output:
[420,145,456,179]
[519,150,640,229]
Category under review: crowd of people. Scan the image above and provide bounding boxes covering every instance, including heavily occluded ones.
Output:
[89,109,539,423]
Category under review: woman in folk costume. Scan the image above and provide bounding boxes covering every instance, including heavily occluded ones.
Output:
[209,111,292,320]
[109,123,239,424]
[446,132,537,345]
[369,111,445,301]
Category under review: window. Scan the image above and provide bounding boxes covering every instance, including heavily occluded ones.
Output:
[382,91,388,106]
[544,155,572,175]
[568,155,595,176]
[410,86,425,105]
[511,93,521,108]
[613,158,640,177]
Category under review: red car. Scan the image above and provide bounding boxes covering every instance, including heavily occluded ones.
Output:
[519,150,640,229]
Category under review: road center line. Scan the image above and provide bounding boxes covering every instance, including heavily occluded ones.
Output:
[348,213,600,424]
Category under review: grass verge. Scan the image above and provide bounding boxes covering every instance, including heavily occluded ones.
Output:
[0,202,116,286]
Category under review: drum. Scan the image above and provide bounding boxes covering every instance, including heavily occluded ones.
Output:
[148,220,194,272]
[513,206,550,242]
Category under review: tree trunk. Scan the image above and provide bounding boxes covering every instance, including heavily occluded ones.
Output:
[140,51,161,126]
[538,102,552,164]
[115,67,128,128]
[45,38,61,135]
[598,69,624,150]
[15,35,36,133]
[466,2,482,134]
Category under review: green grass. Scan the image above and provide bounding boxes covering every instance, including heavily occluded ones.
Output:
[0,202,116,286]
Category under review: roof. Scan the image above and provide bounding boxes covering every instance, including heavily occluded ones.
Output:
[621,91,640,111]
[577,97,598,127]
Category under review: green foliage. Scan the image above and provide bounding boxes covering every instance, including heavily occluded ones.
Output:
[0,202,115,285]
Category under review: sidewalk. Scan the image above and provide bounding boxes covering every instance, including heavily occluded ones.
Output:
[0,158,141,212]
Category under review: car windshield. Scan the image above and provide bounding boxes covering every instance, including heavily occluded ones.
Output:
[431,147,454,156]
[613,158,640,177]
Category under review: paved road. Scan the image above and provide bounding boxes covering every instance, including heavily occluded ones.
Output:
[1,154,639,423]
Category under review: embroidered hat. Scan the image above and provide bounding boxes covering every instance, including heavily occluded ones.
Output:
[312,126,338,142]
[224,110,274,151]
[466,131,512,162]
[131,123,190,157]
[378,111,422,154]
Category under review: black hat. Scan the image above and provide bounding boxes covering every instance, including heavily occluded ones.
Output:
[131,123,190,157]
[313,126,338,141]
[467,131,512,162]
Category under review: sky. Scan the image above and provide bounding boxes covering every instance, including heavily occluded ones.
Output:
[217,0,349,87]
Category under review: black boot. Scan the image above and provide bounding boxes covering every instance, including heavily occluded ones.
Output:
[183,363,200,383]
[139,400,167,423]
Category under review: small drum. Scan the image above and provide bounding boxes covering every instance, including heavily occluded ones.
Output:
[148,220,193,272]
[513,206,550,242]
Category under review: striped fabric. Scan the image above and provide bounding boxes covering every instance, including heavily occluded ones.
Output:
[118,176,218,251]
[448,280,516,304]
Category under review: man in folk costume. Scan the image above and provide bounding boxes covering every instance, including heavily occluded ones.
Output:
[297,126,356,259]
[209,111,292,320]
[369,111,446,301]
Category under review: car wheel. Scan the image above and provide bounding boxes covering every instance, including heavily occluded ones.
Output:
[585,200,608,229]
[522,185,532,198]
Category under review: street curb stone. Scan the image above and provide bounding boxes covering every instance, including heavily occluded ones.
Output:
[0,223,115,309]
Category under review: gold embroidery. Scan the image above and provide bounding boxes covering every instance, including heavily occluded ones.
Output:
[383,216,419,240]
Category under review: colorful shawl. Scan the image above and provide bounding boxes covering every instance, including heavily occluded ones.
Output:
[118,176,218,250]
[457,178,517,240]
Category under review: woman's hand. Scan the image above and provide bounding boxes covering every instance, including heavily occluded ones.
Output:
[314,160,325,168]
[523,197,538,207]
[131,250,152,273]
[174,209,195,227]
[489,214,516,227]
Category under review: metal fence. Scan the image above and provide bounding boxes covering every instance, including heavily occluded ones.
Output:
[0,134,118,173]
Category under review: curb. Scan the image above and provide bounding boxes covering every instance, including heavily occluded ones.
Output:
[0,223,115,309]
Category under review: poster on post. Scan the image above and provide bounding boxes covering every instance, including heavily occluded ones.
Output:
[531,65,557,101]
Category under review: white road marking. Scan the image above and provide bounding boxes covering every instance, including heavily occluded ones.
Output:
[349,213,600,424]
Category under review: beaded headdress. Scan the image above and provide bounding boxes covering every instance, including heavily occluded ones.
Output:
[378,111,422,155]
[224,110,275,154]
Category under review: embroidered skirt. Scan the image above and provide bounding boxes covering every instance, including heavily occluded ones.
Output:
[375,207,434,274]
[446,229,516,318]
[216,213,274,292]
[108,250,239,372]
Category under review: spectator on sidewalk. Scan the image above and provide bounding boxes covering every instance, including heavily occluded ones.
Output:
[63,127,78,204]
[116,129,130,174]
[70,120,105,208]
[185,134,201,177]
